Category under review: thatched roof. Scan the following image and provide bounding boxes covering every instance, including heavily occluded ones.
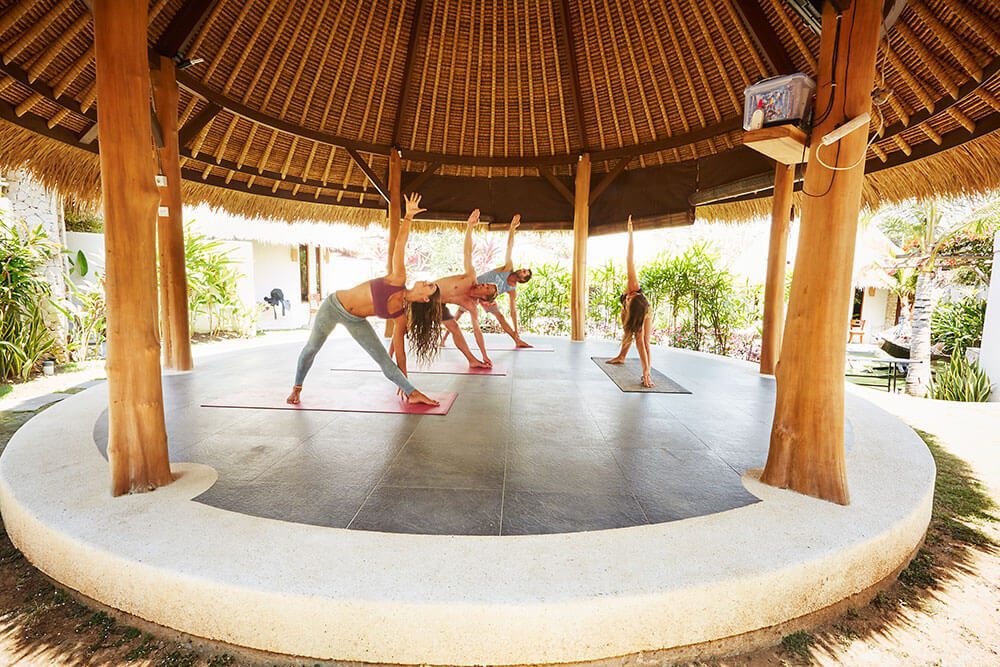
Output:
[0,0,996,228]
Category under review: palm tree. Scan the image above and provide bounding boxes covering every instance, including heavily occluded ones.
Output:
[877,195,1000,396]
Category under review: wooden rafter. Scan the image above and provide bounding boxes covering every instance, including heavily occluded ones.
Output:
[539,166,575,205]
[402,161,441,193]
[554,0,587,152]
[345,147,389,202]
[589,155,631,205]
[731,0,795,74]
[392,0,429,147]
[177,102,220,146]
[0,59,95,121]
[155,0,220,57]
[765,0,817,71]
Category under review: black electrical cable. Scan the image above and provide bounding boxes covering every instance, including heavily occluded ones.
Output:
[803,6,858,200]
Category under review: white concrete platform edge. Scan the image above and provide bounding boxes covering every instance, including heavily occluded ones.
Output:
[0,354,934,665]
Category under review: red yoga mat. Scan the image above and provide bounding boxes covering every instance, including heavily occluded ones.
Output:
[201,388,457,415]
[332,358,507,376]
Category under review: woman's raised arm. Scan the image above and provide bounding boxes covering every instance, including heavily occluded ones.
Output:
[389,193,426,283]
[626,215,639,292]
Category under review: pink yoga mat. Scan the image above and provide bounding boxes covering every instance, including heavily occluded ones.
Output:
[332,358,507,376]
[443,342,554,352]
[201,388,457,415]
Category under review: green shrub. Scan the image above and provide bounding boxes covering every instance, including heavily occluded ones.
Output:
[588,261,625,338]
[64,204,103,233]
[184,226,254,336]
[514,263,570,335]
[0,219,57,380]
[931,297,986,355]
[63,275,107,362]
[931,354,993,402]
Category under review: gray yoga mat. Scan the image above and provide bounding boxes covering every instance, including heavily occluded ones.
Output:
[591,358,691,394]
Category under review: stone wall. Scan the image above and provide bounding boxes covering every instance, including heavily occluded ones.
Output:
[2,170,69,359]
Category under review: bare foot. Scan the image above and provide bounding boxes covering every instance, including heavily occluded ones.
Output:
[286,385,302,404]
[515,339,533,348]
[606,356,625,365]
[469,359,490,369]
[407,390,440,407]
[641,374,655,388]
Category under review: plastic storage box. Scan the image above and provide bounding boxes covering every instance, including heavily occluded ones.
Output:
[743,73,816,130]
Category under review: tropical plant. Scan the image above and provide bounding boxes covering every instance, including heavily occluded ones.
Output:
[184,226,253,336]
[0,219,58,381]
[63,204,103,233]
[931,297,986,355]
[514,263,571,335]
[63,274,107,362]
[877,195,1000,396]
[588,261,625,336]
[930,353,993,402]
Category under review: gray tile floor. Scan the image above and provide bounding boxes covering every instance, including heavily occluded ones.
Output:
[91,334,794,535]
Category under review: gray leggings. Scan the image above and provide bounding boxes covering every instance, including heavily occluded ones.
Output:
[294,293,416,396]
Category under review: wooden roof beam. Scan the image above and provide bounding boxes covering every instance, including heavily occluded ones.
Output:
[731,0,796,75]
[0,59,95,121]
[177,102,220,146]
[155,0,220,57]
[402,161,440,194]
[391,0,429,147]
[538,167,574,205]
[589,156,631,206]
[553,0,587,152]
[345,147,389,203]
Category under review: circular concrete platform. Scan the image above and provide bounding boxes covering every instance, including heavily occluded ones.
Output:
[0,336,934,665]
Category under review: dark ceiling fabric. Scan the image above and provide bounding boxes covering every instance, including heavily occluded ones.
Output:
[408,161,702,228]
[405,173,574,224]
[695,147,774,191]
[590,161,697,230]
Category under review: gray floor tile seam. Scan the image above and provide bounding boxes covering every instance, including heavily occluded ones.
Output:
[236,437,320,485]
[614,453,652,526]
[344,425,425,530]
[380,482,504,492]
[497,375,514,536]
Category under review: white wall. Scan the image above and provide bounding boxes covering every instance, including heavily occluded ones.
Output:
[859,288,890,343]
[253,242,308,330]
[65,231,106,283]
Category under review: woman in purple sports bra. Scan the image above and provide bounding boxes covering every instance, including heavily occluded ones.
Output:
[287,193,442,406]
[606,216,655,388]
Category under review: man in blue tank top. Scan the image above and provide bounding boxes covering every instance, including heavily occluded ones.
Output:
[446,215,534,348]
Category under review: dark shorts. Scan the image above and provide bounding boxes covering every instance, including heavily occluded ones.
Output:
[442,305,455,321]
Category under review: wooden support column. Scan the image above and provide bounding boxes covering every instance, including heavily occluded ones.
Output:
[762,0,883,505]
[95,0,172,496]
[571,154,591,342]
[384,149,402,337]
[759,162,794,375]
[152,55,193,372]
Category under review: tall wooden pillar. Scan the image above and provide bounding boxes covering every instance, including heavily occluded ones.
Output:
[759,163,794,375]
[571,154,591,341]
[761,0,882,505]
[151,55,193,371]
[95,0,172,496]
[384,149,402,337]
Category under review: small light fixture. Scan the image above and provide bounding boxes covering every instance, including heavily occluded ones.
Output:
[173,54,204,70]
[155,174,167,187]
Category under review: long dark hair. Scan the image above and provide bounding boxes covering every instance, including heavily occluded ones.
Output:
[407,286,443,365]
[624,293,650,336]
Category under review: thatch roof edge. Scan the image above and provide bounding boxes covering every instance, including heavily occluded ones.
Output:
[697,130,1000,223]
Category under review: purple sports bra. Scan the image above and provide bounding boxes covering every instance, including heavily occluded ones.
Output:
[370,276,406,319]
